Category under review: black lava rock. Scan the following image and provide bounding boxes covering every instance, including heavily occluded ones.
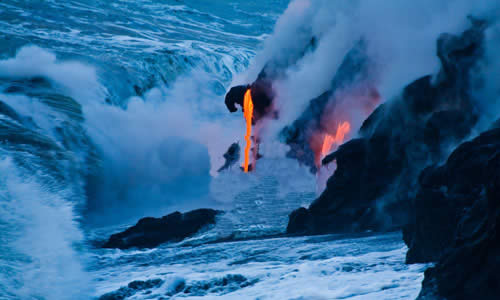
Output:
[286,207,311,234]
[403,128,500,300]
[224,37,318,125]
[99,278,163,300]
[218,142,240,172]
[181,274,257,297]
[102,209,222,249]
[224,80,274,123]
[404,128,500,263]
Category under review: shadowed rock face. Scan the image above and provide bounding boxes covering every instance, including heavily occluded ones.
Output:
[99,278,164,300]
[102,209,222,249]
[403,128,500,300]
[218,142,241,172]
[224,80,274,124]
[224,37,318,124]
[224,85,248,113]
[287,20,486,235]
[404,128,500,262]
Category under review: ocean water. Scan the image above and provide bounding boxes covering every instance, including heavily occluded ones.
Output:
[0,1,428,299]
[92,232,426,300]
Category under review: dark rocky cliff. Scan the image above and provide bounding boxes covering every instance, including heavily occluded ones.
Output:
[287,20,487,236]
[407,127,500,299]
[286,18,500,299]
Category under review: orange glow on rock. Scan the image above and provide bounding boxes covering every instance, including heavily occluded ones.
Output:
[243,89,254,173]
[312,121,351,168]
[321,121,351,159]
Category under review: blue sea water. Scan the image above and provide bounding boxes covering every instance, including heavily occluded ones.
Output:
[0,1,428,299]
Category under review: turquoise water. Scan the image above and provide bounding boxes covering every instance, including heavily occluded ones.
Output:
[0,1,430,299]
[0,0,287,102]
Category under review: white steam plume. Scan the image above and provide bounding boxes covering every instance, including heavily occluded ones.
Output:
[236,0,500,143]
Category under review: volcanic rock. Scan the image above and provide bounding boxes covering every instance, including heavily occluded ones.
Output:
[225,85,248,113]
[224,37,318,123]
[287,20,486,235]
[404,128,500,263]
[224,80,274,123]
[218,142,240,172]
[402,128,500,299]
[280,40,373,173]
[102,209,222,249]
[491,118,500,129]
[99,278,164,300]
[181,274,257,297]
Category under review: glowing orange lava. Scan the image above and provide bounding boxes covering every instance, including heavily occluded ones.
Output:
[321,121,351,159]
[321,134,335,159]
[243,89,254,172]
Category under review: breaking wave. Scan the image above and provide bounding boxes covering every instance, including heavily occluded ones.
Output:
[0,1,286,298]
[1,0,499,299]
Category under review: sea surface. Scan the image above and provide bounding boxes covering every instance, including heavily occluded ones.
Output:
[0,1,427,299]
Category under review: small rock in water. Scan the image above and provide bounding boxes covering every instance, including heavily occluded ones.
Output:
[99,278,163,300]
[217,142,240,172]
[181,274,257,297]
[102,209,222,249]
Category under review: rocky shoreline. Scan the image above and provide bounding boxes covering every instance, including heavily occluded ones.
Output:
[284,19,500,299]
[102,209,221,249]
[100,18,499,300]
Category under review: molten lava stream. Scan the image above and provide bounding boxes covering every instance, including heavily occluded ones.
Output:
[321,121,351,160]
[315,121,351,193]
[321,135,335,159]
[243,89,254,173]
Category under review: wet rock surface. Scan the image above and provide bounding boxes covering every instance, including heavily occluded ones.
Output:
[405,128,500,299]
[180,274,258,297]
[102,209,222,249]
[99,274,257,300]
[99,279,164,300]
[224,80,274,124]
[224,37,318,125]
[404,128,500,263]
[217,142,240,172]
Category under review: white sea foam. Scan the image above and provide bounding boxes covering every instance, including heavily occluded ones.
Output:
[0,157,92,300]
[93,233,428,299]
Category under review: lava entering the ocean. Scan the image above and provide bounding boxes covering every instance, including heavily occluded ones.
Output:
[243,89,254,172]
[321,121,351,159]
[313,121,351,168]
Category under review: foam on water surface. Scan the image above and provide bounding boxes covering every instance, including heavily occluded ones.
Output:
[93,233,427,299]
[0,1,439,298]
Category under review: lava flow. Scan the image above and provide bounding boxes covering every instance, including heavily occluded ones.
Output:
[321,121,351,159]
[243,89,254,172]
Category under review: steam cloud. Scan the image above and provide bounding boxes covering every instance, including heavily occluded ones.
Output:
[235,0,500,143]
[2,0,499,226]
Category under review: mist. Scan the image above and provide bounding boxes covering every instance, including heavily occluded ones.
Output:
[234,0,500,146]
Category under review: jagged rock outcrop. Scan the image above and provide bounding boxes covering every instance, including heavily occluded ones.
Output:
[218,142,240,172]
[224,80,274,123]
[404,128,500,264]
[99,274,258,299]
[287,19,486,235]
[224,38,318,123]
[401,128,500,299]
[102,209,222,249]
[99,278,164,300]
